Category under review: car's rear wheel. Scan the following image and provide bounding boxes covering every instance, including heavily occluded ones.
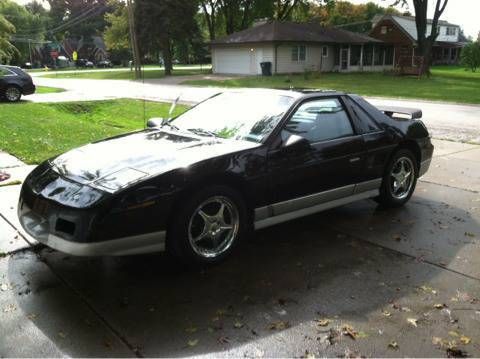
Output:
[376,149,418,208]
[4,86,22,102]
[168,185,247,266]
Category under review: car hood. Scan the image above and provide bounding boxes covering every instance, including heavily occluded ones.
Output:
[51,129,259,192]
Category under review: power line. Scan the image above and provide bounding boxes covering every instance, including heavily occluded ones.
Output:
[13,3,106,36]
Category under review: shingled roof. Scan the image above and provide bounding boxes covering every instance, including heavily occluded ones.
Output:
[211,21,382,45]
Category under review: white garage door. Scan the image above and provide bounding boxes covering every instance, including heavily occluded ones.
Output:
[214,47,257,75]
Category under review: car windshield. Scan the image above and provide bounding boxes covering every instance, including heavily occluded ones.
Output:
[172,92,295,143]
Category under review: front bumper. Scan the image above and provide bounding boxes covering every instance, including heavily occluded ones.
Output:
[18,165,168,256]
[23,83,36,95]
[19,204,166,256]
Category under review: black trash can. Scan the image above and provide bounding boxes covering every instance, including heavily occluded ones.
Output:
[260,61,272,76]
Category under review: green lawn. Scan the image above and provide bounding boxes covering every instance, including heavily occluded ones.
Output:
[183,66,480,104]
[0,99,188,164]
[43,68,212,80]
[36,86,65,94]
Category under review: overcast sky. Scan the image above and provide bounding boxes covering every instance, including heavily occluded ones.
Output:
[10,0,480,39]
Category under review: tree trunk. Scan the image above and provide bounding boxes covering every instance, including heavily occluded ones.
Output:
[201,1,216,41]
[412,0,448,76]
[163,39,173,76]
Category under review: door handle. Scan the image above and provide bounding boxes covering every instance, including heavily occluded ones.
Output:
[349,157,361,163]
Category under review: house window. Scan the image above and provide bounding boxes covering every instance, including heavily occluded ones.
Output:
[446,27,456,36]
[363,44,373,66]
[350,45,361,66]
[322,46,328,57]
[292,45,306,62]
[381,26,388,34]
[384,46,394,65]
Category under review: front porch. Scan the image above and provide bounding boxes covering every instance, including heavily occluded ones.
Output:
[333,44,395,72]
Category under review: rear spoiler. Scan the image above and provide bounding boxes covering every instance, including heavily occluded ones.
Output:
[376,106,423,120]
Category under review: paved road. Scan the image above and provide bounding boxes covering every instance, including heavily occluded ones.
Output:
[29,73,480,144]
[1,139,479,357]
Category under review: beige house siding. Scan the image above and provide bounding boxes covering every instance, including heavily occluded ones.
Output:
[276,44,335,73]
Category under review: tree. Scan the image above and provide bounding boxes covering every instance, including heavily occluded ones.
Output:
[0,12,16,63]
[46,0,110,41]
[0,0,48,65]
[103,0,130,65]
[395,0,449,75]
[135,0,198,75]
[461,42,480,72]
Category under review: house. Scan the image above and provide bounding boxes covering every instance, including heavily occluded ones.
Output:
[210,21,394,75]
[370,14,468,66]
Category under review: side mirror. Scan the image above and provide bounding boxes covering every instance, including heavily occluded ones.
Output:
[147,118,164,128]
[282,134,310,149]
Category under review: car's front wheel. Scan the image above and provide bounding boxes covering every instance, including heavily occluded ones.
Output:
[4,86,22,102]
[168,185,247,266]
[376,149,418,208]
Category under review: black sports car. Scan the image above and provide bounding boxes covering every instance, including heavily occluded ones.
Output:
[18,90,433,264]
[0,65,36,102]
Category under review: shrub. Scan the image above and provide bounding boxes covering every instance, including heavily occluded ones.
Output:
[460,42,480,72]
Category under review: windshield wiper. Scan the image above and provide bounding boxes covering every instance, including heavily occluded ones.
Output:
[187,128,219,138]
[160,121,180,131]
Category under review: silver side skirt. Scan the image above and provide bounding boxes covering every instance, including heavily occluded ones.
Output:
[254,179,381,230]
[42,231,166,257]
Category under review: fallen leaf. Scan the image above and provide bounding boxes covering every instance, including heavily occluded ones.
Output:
[464,232,475,238]
[303,351,315,359]
[233,320,244,329]
[460,336,471,345]
[407,318,418,327]
[58,331,67,339]
[434,303,447,309]
[449,331,459,337]
[433,337,443,346]
[392,234,402,241]
[27,313,37,320]
[268,321,290,330]
[341,324,358,340]
[187,339,199,347]
[217,336,230,344]
[382,310,392,317]
[185,326,197,333]
[388,341,399,350]
[315,319,331,327]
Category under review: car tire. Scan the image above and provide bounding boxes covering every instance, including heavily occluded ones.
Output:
[4,86,22,102]
[376,149,418,208]
[167,185,248,266]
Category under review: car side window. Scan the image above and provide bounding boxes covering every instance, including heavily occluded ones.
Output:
[283,98,354,143]
[344,97,381,134]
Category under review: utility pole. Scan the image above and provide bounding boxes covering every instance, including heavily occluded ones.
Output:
[126,0,142,79]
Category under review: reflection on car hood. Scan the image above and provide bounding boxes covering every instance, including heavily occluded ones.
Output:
[51,130,259,192]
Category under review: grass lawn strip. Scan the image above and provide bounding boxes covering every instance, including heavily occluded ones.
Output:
[0,99,188,164]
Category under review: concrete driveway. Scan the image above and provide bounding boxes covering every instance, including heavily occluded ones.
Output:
[1,139,479,357]
[29,73,480,144]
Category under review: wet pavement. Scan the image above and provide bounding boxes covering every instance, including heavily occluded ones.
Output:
[0,139,479,357]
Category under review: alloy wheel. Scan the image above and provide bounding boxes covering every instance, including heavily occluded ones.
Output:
[5,87,21,102]
[188,196,240,258]
[390,156,415,200]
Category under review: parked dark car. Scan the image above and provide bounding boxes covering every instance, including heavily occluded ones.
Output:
[18,90,433,264]
[0,65,36,102]
[76,59,94,68]
[97,60,113,68]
